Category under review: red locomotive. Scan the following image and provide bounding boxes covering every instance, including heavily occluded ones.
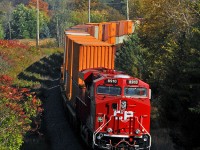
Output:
[61,20,151,150]
[75,68,151,149]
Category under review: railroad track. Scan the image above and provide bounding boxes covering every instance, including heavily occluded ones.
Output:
[40,54,84,150]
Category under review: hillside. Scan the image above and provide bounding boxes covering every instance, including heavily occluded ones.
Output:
[0,39,62,149]
[0,0,200,149]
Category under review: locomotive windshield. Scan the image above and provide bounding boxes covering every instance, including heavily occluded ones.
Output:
[97,86,121,95]
[124,87,147,97]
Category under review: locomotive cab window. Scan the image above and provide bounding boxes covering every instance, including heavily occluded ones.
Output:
[124,87,147,97]
[97,86,121,96]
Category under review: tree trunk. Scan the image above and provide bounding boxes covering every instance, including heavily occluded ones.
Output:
[56,16,60,47]
[8,21,11,39]
[36,0,40,48]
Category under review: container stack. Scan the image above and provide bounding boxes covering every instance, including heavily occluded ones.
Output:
[63,32,115,100]
[85,20,135,44]
[103,20,135,44]
[62,20,136,101]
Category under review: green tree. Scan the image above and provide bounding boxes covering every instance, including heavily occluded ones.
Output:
[0,75,41,150]
[11,4,50,39]
[0,100,23,150]
[160,33,200,148]
[109,0,126,15]
[91,10,108,23]
[47,0,72,46]
[115,34,148,79]
[68,10,109,24]
[136,0,200,148]
[0,1,13,39]
[0,23,4,38]
[128,0,142,19]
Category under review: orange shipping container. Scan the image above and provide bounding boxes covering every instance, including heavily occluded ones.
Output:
[116,21,125,36]
[123,21,128,35]
[63,34,116,101]
[110,22,117,37]
[86,23,103,40]
[102,24,109,41]
[127,21,133,34]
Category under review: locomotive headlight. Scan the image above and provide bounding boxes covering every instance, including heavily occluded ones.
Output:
[135,129,141,134]
[121,100,127,109]
[143,135,148,142]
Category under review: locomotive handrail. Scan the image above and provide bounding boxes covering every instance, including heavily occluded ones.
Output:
[135,116,151,149]
[93,114,115,149]
[92,115,151,149]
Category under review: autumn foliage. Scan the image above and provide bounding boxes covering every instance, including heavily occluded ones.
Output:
[0,40,29,49]
[28,0,49,14]
[0,75,42,149]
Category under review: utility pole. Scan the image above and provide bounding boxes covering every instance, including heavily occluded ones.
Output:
[88,0,91,23]
[36,0,40,48]
[127,0,129,20]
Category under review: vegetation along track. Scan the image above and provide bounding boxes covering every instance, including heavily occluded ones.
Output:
[19,53,84,150]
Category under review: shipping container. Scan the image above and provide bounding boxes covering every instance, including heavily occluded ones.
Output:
[102,23,109,41]
[110,22,117,37]
[63,33,116,101]
[127,20,133,34]
[86,23,102,39]
[70,25,95,36]
[116,21,125,36]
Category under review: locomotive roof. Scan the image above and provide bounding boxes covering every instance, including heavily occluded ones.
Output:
[79,68,149,87]
[80,68,133,81]
[97,70,131,79]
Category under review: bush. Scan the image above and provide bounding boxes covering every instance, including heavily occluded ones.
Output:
[0,40,29,49]
[0,75,42,150]
[0,23,4,39]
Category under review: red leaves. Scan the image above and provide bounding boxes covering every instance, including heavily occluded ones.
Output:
[6,103,23,112]
[21,88,30,93]
[0,75,13,85]
[0,40,29,49]
[0,76,32,102]
[32,95,37,105]
[28,0,49,14]
[0,74,43,121]
[37,106,43,113]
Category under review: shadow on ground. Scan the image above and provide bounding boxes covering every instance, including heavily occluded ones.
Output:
[19,52,84,150]
[18,53,63,88]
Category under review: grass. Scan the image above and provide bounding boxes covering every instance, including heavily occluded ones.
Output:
[0,39,63,150]
[0,56,11,74]
[0,40,62,87]
[18,38,57,48]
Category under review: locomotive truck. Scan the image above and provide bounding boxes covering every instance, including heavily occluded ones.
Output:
[60,20,151,150]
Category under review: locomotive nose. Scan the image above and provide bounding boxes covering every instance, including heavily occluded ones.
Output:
[94,95,151,149]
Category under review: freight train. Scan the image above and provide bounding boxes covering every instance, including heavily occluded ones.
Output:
[60,20,151,150]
